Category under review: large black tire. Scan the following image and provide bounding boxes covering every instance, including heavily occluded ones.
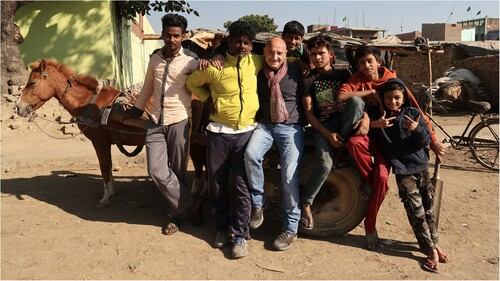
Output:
[298,152,368,237]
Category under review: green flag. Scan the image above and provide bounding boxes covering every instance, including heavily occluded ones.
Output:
[342,16,347,22]
[467,6,471,12]
[476,10,481,15]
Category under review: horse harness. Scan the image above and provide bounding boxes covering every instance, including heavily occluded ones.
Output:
[29,69,147,157]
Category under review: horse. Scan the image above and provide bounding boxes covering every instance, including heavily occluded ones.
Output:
[16,59,153,208]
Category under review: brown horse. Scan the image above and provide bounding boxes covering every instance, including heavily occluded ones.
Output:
[16,59,152,208]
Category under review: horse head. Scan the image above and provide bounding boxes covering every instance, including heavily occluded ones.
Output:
[16,58,80,117]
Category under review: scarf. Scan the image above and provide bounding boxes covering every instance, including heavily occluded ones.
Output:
[264,61,289,123]
[289,43,304,59]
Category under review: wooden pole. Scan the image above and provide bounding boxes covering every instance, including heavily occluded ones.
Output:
[427,38,433,116]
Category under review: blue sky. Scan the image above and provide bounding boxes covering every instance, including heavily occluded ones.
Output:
[146,0,499,36]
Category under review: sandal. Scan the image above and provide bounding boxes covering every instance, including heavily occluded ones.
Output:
[420,258,439,273]
[162,218,180,235]
[366,230,379,250]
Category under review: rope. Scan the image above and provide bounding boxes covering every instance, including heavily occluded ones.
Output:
[27,112,96,140]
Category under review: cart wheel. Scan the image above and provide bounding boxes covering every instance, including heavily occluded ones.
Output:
[299,152,368,237]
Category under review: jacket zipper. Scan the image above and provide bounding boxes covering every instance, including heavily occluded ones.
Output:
[237,58,243,127]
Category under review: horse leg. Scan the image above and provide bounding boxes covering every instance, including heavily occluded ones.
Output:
[190,143,206,196]
[91,140,115,208]
[190,99,208,196]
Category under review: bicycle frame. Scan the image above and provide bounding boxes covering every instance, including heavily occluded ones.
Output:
[426,112,478,147]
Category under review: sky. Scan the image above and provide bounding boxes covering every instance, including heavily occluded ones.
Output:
[146,0,499,36]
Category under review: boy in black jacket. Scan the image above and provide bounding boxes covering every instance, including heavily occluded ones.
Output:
[373,78,449,272]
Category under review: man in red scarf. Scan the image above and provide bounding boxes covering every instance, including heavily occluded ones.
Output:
[244,37,306,251]
[338,45,445,250]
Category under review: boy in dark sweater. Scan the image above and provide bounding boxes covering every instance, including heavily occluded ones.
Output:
[373,78,449,272]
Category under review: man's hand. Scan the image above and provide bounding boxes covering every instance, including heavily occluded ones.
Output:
[327,132,345,148]
[210,54,225,70]
[198,59,211,71]
[120,106,143,122]
[430,141,446,163]
[372,111,396,129]
[403,114,420,131]
[353,114,371,135]
[198,54,225,71]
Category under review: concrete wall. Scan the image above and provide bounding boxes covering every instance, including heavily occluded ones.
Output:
[16,1,115,79]
[126,16,162,88]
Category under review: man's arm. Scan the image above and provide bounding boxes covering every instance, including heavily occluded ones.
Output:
[302,96,344,148]
[134,59,155,112]
[186,69,213,102]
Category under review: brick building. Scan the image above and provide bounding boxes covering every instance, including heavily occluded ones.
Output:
[394,31,422,42]
[422,23,462,41]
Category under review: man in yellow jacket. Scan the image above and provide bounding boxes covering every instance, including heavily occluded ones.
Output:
[186,20,263,259]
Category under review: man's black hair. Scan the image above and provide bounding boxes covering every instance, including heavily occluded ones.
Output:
[306,34,333,52]
[161,13,188,33]
[283,20,305,36]
[354,45,381,64]
[227,20,256,41]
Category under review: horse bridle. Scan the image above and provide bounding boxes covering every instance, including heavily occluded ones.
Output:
[25,69,73,114]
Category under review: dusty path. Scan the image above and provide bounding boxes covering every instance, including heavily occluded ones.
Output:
[1,99,498,280]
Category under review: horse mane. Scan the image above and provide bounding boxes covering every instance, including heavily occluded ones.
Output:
[29,59,99,90]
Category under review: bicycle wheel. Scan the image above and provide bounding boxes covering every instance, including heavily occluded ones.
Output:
[469,118,499,171]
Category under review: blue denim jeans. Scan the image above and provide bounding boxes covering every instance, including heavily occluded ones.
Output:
[244,123,305,234]
[301,96,364,205]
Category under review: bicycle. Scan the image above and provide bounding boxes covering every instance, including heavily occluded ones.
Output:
[425,100,499,171]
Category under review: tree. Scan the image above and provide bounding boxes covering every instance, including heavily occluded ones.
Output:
[1,1,32,93]
[1,0,198,94]
[223,14,278,33]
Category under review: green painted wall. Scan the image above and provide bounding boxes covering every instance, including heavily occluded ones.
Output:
[15,1,162,89]
[16,1,115,80]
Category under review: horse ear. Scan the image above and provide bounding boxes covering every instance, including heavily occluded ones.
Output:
[40,59,47,71]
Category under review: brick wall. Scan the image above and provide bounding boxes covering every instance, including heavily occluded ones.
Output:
[393,49,499,112]
[393,48,452,85]
[454,55,499,111]
[422,23,462,41]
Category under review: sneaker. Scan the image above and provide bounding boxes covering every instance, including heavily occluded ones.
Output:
[213,231,229,248]
[249,207,264,229]
[273,231,297,251]
[231,237,248,259]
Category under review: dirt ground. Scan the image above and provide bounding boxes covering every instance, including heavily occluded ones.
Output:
[1,98,499,280]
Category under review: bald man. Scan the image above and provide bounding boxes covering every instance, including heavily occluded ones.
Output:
[244,37,306,251]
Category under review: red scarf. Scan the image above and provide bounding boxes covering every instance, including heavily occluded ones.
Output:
[264,61,289,123]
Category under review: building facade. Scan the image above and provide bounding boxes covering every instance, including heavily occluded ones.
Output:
[15,0,161,89]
